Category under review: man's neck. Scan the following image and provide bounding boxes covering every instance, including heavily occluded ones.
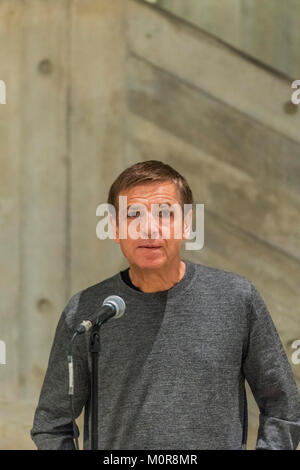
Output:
[128,259,186,293]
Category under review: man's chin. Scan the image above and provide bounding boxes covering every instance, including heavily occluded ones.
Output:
[133,254,166,270]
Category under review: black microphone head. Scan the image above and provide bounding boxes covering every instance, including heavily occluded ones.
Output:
[102,295,126,319]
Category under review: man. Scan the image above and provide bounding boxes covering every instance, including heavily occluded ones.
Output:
[31,160,300,450]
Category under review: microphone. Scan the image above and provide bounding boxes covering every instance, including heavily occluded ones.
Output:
[68,294,126,450]
[68,295,126,397]
[75,295,126,334]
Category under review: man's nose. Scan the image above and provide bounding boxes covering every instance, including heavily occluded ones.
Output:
[140,211,160,239]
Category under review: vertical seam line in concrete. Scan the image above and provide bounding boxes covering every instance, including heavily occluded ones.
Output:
[17,8,27,398]
[65,0,72,302]
[123,0,130,165]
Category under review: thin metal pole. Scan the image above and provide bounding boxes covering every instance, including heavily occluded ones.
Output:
[90,329,100,450]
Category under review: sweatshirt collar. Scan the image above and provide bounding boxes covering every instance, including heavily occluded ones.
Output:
[116,259,196,300]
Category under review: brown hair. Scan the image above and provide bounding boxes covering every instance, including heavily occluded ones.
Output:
[107,160,194,218]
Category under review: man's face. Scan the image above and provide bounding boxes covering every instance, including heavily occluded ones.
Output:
[110,181,192,270]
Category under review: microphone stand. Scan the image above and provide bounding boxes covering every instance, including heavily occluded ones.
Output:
[90,323,101,450]
[89,307,115,450]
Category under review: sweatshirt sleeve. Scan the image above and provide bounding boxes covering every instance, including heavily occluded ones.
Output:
[30,291,90,450]
[242,283,300,450]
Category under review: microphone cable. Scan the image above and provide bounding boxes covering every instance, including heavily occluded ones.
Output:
[68,331,80,450]
[67,321,92,450]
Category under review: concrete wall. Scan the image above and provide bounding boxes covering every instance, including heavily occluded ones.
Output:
[157,0,300,78]
[0,0,299,450]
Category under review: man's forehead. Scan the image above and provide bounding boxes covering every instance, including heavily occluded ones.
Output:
[119,182,180,202]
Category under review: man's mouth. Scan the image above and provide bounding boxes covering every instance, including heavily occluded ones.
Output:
[138,245,162,249]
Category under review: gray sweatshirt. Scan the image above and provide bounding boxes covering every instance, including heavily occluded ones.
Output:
[30,260,300,450]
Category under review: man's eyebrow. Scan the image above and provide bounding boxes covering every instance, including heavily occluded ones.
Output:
[154,202,172,206]
[126,204,144,210]
[126,202,173,209]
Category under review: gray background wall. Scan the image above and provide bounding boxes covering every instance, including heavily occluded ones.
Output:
[0,0,299,449]
[158,0,300,78]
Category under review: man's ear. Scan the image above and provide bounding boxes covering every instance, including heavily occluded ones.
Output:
[182,209,193,240]
[109,212,120,244]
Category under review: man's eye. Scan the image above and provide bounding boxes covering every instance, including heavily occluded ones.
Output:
[148,210,171,218]
[161,210,171,217]
[128,211,141,217]
[127,210,171,218]
[155,210,171,218]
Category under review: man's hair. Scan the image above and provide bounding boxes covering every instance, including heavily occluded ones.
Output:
[107,160,194,218]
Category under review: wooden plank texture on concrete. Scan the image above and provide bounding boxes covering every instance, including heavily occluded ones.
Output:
[0,0,25,401]
[13,0,70,400]
[156,0,300,78]
[127,55,300,262]
[69,0,128,294]
[128,0,300,144]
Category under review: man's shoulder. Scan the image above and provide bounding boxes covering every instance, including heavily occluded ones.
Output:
[62,271,121,329]
[81,270,121,296]
[191,261,253,297]
[190,262,254,319]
